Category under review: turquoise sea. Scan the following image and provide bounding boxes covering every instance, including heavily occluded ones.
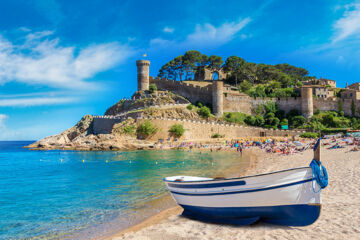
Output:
[0,141,246,240]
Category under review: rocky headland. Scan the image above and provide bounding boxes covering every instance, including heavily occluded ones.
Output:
[26,90,217,151]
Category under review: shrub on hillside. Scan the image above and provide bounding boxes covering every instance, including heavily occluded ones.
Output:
[245,115,256,126]
[223,112,247,124]
[300,132,319,138]
[123,125,136,135]
[169,124,185,138]
[136,120,158,138]
[212,133,225,138]
[149,83,157,93]
[280,118,288,126]
[186,104,194,110]
[198,106,211,118]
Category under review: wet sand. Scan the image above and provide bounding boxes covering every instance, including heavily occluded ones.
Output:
[106,141,360,240]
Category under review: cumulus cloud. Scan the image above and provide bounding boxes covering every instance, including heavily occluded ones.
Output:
[163,27,174,33]
[150,18,251,49]
[0,31,134,89]
[332,4,360,43]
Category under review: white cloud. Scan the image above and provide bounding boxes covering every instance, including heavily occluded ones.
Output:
[163,27,174,33]
[332,4,360,43]
[149,37,175,47]
[0,31,134,89]
[0,97,77,107]
[186,18,251,45]
[150,18,251,49]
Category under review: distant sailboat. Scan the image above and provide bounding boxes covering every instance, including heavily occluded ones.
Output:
[163,138,328,226]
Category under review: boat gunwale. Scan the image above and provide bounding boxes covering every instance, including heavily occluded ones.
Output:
[163,166,311,183]
[168,178,314,196]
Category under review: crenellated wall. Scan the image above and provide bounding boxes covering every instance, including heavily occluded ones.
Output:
[92,115,304,138]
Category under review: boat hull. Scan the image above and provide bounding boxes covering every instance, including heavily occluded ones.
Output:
[164,167,322,226]
[180,204,321,226]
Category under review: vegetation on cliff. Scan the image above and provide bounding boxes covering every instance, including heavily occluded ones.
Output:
[136,120,158,138]
[158,50,310,93]
[169,124,185,137]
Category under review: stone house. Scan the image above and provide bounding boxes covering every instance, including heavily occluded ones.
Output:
[347,82,360,91]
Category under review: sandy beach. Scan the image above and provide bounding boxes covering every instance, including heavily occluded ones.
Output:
[106,140,360,240]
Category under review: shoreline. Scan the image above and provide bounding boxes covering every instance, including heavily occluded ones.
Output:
[100,149,259,240]
[107,138,360,240]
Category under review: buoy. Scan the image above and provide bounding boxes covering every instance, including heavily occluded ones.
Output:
[129,160,132,163]
[40,159,42,161]
[106,160,108,163]
[82,159,85,163]
[60,158,63,162]
[155,161,158,164]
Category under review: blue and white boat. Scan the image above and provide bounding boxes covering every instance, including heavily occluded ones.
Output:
[163,139,328,226]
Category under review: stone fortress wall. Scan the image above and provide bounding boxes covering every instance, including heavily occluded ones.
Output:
[92,114,304,138]
[150,74,360,118]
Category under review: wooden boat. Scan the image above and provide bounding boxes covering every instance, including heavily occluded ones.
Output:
[163,138,328,226]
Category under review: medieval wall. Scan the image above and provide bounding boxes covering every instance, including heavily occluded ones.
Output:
[92,115,304,138]
[150,77,213,104]
[223,93,302,115]
[149,77,359,117]
[141,117,304,141]
[313,98,360,117]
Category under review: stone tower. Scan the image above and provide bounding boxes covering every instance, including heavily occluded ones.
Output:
[136,60,150,91]
[212,81,224,117]
[301,87,313,119]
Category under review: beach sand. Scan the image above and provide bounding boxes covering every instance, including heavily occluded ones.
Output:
[106,143,360,240]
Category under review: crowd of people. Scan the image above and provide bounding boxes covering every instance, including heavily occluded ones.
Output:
[155,134,360,154]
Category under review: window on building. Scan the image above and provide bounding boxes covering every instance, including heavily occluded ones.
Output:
[350,93,353,97]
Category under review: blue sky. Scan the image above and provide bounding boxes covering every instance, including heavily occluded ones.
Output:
[1,0,360,140]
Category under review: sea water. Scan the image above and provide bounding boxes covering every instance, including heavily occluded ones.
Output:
[0,141,247,240]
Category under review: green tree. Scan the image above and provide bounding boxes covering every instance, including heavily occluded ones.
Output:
[169,124,185,137]
[238,81,252,93]
[338,99,343,115]
[245,115,256,126]
[255,115,265,126]
[291,116,306,128]
[208,55,223,79]
[183,50,202,79]
[351,100,356,117]
[223,56,245,86]
[263,102,277,114]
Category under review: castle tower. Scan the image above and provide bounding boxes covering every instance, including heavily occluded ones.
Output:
[301,87,313,119]
[136,60,150,91]
[212,81,224,117]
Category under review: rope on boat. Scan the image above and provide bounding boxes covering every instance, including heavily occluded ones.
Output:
[310,159,328,192]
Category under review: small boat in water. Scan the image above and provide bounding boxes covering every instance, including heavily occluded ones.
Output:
[163,138,328,226]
